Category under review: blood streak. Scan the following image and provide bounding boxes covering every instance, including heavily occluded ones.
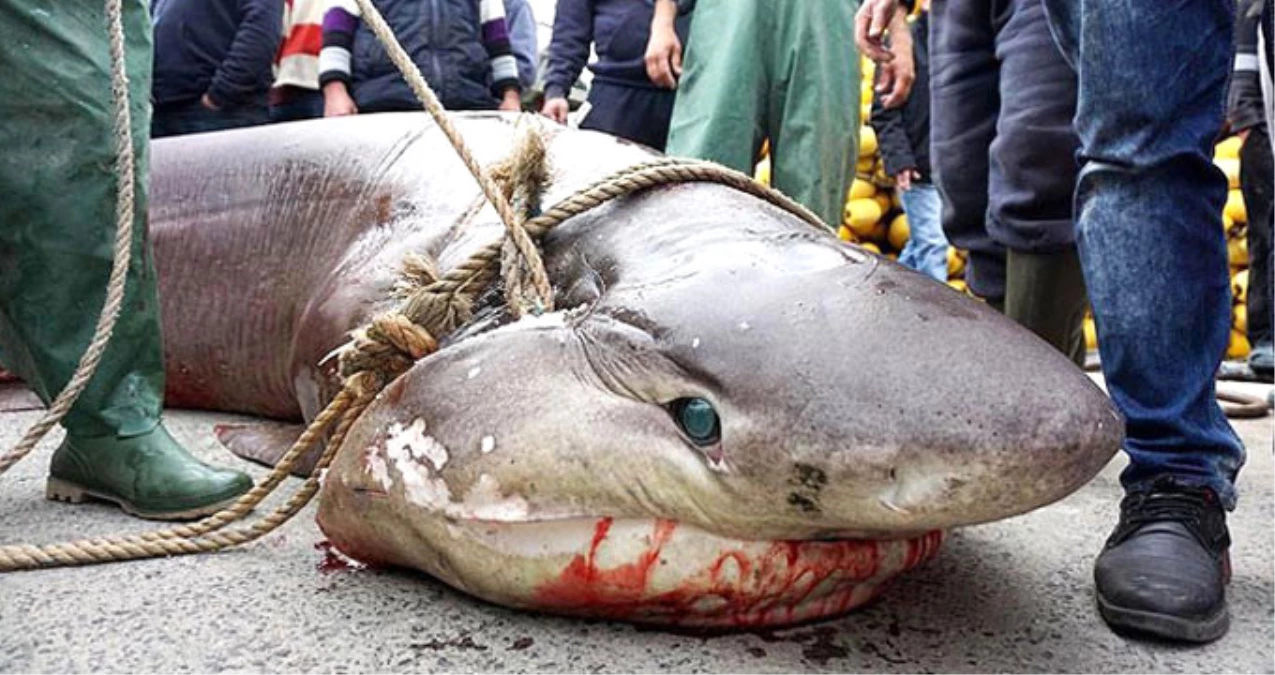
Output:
[534,521,944,628]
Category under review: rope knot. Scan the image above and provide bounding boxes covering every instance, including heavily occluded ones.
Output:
[337,313,438,380]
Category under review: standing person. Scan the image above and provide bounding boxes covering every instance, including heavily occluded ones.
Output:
[927,0,1088,365]
[540,0,689,152]
[858,0,1247,645]
[270,0,327,122]
[647,0,914,230]
[318,0,522,116]
[1231,0,1274,379]
[150,0,284,137]
[868,3,947,282]
[1,0,253,519]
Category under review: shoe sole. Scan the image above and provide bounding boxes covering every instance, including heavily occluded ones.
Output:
[1096,592,1230,644]
[46,477,242,521]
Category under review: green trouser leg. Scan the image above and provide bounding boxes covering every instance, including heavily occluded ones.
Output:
[665,0,860,231]
[0,0,250,519]
[1004,248,1090,367]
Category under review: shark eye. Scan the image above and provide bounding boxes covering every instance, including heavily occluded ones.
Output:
[671,397,720,446]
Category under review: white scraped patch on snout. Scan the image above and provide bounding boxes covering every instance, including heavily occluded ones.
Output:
[481,436,496,453]
[363,445,393,491]
[692,337,701,349]
[445,473,530,521]
[387,418,448,471]
[467,366,482,380]
[377,418,454,508]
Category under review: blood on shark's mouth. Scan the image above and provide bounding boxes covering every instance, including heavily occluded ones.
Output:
[526,518,945,628]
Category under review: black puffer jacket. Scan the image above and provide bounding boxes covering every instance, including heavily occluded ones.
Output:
[869,11,932,182]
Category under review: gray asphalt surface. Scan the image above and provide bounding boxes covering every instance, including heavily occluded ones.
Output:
[0,378,1271,674]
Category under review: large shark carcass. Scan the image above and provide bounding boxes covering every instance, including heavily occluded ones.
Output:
[149,113,1121,628]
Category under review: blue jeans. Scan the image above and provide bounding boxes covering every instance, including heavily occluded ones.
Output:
[898,184,949,282]
[1042,0,1245,508]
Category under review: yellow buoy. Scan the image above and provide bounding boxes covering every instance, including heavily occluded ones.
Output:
[888,213,910,251]
[1232,268,1249,304]
[947,247,966,278]
[1225,189,1247,224]
[947,279,968,294]
[873,193,892,215]
[848,178,876,200]
[1234,303,1248,334]
[859,241,882,255]
[861,103,872,123]
[1228,236,1249,268]
[754,157,770,186]
[1227,329,1251,360]
[1084,317,1098,351]
[1215,135,1242,160]
[844,198,884,238]
[837,225,856,242]
[859,126,878,158]
[857,155,875,174]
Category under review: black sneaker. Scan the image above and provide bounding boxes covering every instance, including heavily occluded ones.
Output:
[1094,482,1231,643]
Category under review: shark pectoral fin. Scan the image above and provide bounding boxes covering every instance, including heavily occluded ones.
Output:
[214,421,314,477]
[0,382,42,413]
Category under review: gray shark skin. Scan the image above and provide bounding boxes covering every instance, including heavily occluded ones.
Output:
[148,112,1121,628]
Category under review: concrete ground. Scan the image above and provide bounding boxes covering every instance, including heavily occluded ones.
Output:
[0,378,1271,674]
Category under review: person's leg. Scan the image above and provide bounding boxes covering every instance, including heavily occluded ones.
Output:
[664,0,766,174]
[1240,124,1273,375]
[1044,0,1245,643]
[0,0,250,519]
[898,184,949,282]
[929,0,1007,302]
[992,0,1088,365]
[765,0,859,231]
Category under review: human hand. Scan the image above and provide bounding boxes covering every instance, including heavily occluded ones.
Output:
[200,93,221,111]
[874,10,915,108]
[541,97,569,124]
[855,0,902,62]
[895,168,920,191]
[323,82,358,117]
[645,26,683,89]
[498,90,523,112]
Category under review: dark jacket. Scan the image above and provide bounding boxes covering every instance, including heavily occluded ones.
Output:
[151,0,283,108]
[1230,0,1269,133]
[344,0,518,112]
[869,11,931,181]
[542,0,690,100]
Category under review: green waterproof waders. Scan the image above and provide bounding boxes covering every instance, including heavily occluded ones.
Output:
[0,0,250,519]
[665,0,861,230]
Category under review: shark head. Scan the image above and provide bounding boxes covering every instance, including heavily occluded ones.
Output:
[318,180,1121,628]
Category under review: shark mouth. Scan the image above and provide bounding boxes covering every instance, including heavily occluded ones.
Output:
[521,518,945,628]
[321,498,944,628]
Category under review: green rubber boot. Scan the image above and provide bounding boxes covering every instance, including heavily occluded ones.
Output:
[1004,247,1090,367]
[47,424,253,520]
[0,0,252,520]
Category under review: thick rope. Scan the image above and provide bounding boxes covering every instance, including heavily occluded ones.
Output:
[349,0,551,311]
[0,0,137,477]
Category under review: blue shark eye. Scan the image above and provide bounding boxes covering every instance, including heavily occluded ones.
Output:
[672,397,720,446]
